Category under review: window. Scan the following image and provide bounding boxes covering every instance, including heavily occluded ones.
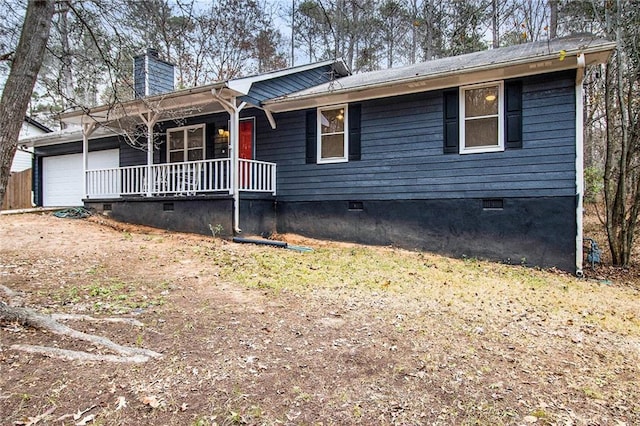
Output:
[317,105,348,163]
[167,124,205,162]
[459,82,504,154]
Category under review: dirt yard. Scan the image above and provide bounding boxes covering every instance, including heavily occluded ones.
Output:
[0,212,638,425]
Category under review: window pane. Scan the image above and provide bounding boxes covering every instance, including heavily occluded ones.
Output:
[320,108,345,134]
[465,86,498,117]
[321,134,345,158]
[170,151,184,162]
[187,127,204,148]
[188,149,203,161]
[169,131,184,150]
[465,117,498,148]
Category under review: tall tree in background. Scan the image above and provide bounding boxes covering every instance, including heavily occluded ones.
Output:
[208,0,272,79]
[293,0,325,63]
[412,0,446,61]
[0,0,55,207]
[122,0,196,87]
[555,0,640,266]
[500,0,550,45]
[445,0,487,55]
[254,27,289,72]
[600,0,640,266]
[377,0,407,68]
[34,1,116,126]
[253,1,289,73]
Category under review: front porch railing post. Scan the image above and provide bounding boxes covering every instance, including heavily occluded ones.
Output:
[271,163,277,195]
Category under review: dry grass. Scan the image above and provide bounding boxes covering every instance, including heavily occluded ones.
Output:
[0,213,639,425]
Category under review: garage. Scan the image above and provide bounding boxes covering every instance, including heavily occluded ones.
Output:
[42,149,119,207]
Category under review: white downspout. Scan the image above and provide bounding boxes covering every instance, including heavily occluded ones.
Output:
[146,120,154,197]
[212,88,247,234]
[575,53,586,277]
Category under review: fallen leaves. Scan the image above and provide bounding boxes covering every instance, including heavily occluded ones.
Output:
[140,395,163,409]
[74,414,95,426]
[14,406,55,426]
[3,213,640,425]
[115,395,127,411]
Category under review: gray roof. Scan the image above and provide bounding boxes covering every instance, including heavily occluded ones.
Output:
[267,34,614,104]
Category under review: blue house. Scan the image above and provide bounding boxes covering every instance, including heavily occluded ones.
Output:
[22,35,615,274]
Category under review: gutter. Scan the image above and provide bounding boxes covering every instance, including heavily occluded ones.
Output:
[264,43,616,109]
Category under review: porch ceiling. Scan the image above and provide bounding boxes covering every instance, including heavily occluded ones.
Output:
[59,83,241,128]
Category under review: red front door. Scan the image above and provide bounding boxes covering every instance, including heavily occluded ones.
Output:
[239,119,253,188]
[239,120,253,160]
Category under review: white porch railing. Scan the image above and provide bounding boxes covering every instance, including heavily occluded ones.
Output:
[238,159,277,193]
[85,158,276,199]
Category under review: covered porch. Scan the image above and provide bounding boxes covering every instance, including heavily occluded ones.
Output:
[60,79,277,233]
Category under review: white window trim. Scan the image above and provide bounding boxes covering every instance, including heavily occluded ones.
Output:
[317,104,349,164]
[167,123,206,162]
[459,81,504,154]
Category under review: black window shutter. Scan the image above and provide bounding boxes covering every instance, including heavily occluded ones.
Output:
[348,104,361,161]
[443,89,459,154]
[305,110,316,164]
[505,81,523,149]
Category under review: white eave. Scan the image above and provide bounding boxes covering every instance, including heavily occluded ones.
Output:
[263,36,616,113]
[59,82,232,127]
[19,126,126,148]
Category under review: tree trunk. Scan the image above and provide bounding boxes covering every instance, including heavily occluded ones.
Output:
[0,0,55,207]
[548,0,558,39]
[59,3,73,107]
[602,0,640,267]
[492,0,499,48]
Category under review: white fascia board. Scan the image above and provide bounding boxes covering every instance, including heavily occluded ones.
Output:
[20,127,125,148]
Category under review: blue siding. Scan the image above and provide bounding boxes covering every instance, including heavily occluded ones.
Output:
[257,70,577,202]
[240,65,338,106]
[119,142,148,167]
[133,52,174,99]
[133,55,146,99]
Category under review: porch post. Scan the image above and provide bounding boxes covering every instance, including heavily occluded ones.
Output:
[81,122,97,199]
[139,111,157,197]
[230,99,240,232]
[146,122,153,197]
[212,89,247,234]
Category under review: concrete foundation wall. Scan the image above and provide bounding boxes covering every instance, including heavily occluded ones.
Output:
[86,196,276,238]
[276,197,576,271]
[86,197,235,237]
[86,195,576,271]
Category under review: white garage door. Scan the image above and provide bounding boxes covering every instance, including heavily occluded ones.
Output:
[43,149,119,207]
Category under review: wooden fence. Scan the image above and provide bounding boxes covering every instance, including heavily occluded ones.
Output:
[1,168,32,210]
